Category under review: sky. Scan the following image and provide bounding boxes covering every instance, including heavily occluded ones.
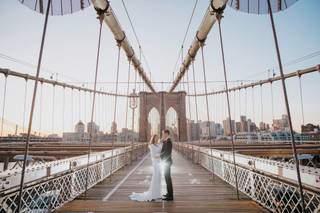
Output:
[0,0,319,136]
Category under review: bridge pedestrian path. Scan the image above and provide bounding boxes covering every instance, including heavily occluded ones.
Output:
[58,150,267,213]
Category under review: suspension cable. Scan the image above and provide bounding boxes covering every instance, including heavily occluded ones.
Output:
[84,86,87,123]
[121,0,152,78]
[217,15,240,199]
[191,59,201,163]
[267,0,306,210]
[0,75,8,136]
[62,87,65,133]
[84,15,104,198]
[245,88,248,118]
[125,59,132,164]
[79,89,81,122]
[260,85,264,128]
[270,82,275,121]
[39,82,43,136]
[171,0,199,84]
[71,89,74,128]
[110,44,122,179]
[22,79,28,133]
[238,89,241,117]
[17,1,51,210]
[52,85,55,134]
[298,76,305,125]
[233,91,236,127]
[251,87,255,124]
[199,44,215,179]
[186,68,194,159]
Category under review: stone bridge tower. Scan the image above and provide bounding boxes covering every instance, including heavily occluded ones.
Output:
[139,91,187,142]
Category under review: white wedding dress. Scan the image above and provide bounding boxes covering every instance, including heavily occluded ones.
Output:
[129,143,163,201]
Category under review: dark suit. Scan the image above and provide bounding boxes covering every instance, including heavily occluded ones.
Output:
[160,138,173,198]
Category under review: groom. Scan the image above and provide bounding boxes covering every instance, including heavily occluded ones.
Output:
[160,129,173,201]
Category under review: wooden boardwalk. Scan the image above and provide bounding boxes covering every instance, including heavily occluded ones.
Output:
[58,151,268,213]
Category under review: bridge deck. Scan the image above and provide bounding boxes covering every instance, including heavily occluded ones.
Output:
[58,151,267,213]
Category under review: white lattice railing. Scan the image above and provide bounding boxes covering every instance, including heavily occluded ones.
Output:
[0,143,147,212]
[175,143,320,213]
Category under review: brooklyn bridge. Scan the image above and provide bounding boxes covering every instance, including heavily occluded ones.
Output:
[0,0,320,212]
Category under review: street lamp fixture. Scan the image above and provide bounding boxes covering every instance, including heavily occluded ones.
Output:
[129,89,138,163]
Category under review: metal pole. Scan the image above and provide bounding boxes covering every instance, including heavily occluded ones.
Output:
[267,0,306,212]
[17,0,51,211]
[217,16,240,200]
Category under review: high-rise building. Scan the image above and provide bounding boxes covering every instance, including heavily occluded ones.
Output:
[187,120,200,141]
[199,121,218,138]
[223,118,235,136]
[235,122,241,133]
[240,116,248,132]
[247,119,257,132]
[272,114,289,131]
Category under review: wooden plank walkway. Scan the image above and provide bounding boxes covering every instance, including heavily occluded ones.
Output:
[58,151,268,213]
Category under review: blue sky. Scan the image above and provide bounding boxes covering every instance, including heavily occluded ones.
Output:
[0,0,319,135]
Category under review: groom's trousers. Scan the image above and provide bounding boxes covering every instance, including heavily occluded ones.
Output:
[164,163,173,197]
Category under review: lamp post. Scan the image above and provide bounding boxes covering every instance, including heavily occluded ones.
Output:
[129,89,138,163]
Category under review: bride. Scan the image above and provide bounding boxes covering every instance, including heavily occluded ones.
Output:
[129,134,163,201]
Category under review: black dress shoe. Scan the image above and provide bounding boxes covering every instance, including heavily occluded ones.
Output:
[162,197,174,201]
[162,194,169,197]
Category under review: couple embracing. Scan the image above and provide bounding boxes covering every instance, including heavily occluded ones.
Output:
[129,129,173,202]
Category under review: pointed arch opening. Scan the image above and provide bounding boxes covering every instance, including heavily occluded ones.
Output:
[166,107,179,141]
[147,107,160,141]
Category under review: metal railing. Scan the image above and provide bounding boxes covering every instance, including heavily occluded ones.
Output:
[0,143,147,212]
[175,143,320,213]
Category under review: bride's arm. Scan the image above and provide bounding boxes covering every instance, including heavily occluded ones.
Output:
[150,145,161,159]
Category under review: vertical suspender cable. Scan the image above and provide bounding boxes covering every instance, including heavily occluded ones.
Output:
[217,15,240,199]
[39,82,43,136]
[0,75,8,136]
[251,87,255,125]
[71,89,74,128]
[270,83,275,121]
[62,87,65,133]
[110,44,122,179]
[52,85,55,134]
[298,76,305,126]
[186,68,193,158]
[267,0,306,211]
[233,91,236,124]
[199,43,215,179]
[79,89,81,122]
[238,89,241,118]
[84,85,87,123]
[260,85,264,129]
[191,59,200,163]
[22,79,28,133]
[125,59,132,164]
[84,15,104,199]
[17,1,51,211]
[245,88,247,118]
